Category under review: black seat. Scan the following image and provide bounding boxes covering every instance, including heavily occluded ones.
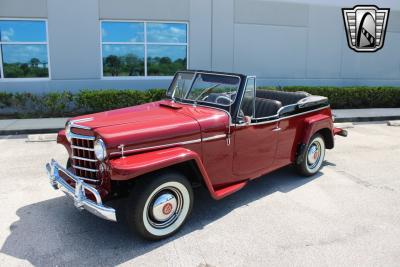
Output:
[241,97,282,118]
[256,90,309,106]
[254,98,282,117]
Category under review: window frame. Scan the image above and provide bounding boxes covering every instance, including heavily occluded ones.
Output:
[100,20,189,79]
[237,76,256,123]
[0,18,51,81]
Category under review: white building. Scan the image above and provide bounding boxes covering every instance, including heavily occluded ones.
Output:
[0,0,399,93]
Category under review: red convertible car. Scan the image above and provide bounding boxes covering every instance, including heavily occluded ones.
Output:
[46,70,346,240]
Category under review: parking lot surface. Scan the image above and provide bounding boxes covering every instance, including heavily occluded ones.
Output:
[0,122,399,266]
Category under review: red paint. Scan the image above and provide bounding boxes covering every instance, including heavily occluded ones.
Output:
[163,203,173,215]
[58,99,336,200]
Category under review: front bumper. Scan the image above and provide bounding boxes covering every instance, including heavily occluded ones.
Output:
[46,159,116,222]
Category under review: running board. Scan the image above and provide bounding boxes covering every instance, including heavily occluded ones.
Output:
[213,181,248,199]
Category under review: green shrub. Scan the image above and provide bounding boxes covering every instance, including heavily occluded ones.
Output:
[258,86,400,109]
[35,91,74,116]
[1,86,400,119]
[0,92,13,108]
[75,89,166,112]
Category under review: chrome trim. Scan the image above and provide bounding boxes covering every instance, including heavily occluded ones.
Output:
[70,133,95,140]
[169,70,242,108]
[75,175,100,183]
[72,156,97,162]
[45,159,116,222]
[202,134,226,142]
[70,117,93,130]
[235,105,330,127]
[110,138,202,156]
[71,145,95,151]
[72,164,98,172]
[236,76,256,120]
[94,139,107,161]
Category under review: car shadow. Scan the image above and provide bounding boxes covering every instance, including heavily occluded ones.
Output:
[1,165,322,266]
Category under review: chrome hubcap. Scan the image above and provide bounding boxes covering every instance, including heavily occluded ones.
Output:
[307,142,321,168]
[151,193,177,222]
[147,187,183,229]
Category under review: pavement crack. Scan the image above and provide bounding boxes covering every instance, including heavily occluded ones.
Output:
[335,169,396,192]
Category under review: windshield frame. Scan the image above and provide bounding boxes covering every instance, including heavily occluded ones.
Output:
[167,70,243,108]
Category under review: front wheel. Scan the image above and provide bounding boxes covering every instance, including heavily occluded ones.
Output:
[125,171,193,240]
[296,134,326,176]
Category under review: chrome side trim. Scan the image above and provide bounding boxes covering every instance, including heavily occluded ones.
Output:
[110,133,229,157]
[235,105,330,127]
[45,159,116,222]
[110,138,202,156]
[71,145,95,151]
[72,164,98,172]
[72,156,97,162]
[202,134,226,142]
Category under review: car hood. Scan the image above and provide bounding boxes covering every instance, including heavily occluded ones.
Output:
[70,100,229,154]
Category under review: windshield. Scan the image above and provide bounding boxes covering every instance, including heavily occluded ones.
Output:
[167,72,241,106]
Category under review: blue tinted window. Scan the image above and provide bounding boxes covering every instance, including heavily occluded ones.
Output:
[101,21,188,76]
[0,20,49,78]
[147,45,187,76]
[102,22,144,42]
[0,20,46,42]
[147,23,187,43]
[1,44,49,78]
[102,44,145,76]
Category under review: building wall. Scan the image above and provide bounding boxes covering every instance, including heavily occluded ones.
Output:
[0,0,399,93]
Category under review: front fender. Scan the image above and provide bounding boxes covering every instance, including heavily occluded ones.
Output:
[109,147,221,199]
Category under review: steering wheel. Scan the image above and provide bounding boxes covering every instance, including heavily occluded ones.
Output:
[215,95,234,105]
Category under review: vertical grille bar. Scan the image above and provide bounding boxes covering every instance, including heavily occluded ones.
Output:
[70,131,99,184]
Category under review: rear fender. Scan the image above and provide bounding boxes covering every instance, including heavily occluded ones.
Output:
[296,114,334,163]
[109,147,226,199]
[301,114,333,145]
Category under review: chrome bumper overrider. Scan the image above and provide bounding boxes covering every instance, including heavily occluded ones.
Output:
[46,159,116,222]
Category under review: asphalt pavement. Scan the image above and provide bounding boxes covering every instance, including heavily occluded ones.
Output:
[0,122,399,266]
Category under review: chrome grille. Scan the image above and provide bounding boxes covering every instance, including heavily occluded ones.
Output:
[70,133,99,184]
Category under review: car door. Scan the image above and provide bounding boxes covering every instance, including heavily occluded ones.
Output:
[232,77,280,178]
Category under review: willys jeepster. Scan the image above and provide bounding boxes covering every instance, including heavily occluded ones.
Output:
[46,70,347,240]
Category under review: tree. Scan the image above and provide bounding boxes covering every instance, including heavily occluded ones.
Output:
[30,58,40,68]
[125,53,141,76]
[105,55,121,76]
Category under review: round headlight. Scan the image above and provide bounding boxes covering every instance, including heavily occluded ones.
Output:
[94,139,107,161]
[65,121,72,143]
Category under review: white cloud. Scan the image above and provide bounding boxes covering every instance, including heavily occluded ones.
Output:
[1,27,15,41]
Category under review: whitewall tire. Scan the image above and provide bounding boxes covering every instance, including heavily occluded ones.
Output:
[125,171,193,240]
[296,134,326,176]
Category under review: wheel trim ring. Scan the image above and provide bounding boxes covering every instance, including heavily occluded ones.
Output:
[147,187,183,229]
[306,140,323,170]
[142,181,190,237]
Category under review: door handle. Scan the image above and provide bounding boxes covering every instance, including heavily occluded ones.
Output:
[272,127,281,132]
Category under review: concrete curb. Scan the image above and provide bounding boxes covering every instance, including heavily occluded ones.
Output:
[0,128,62,136]
[335,116,400,123]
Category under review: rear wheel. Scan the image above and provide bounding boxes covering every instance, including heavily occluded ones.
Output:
[124,171,193,240]
[296,134,326,176]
